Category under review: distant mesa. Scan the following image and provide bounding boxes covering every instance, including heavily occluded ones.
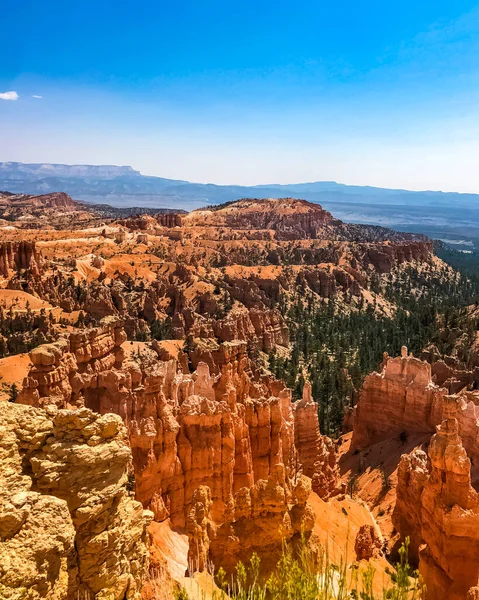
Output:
[0,161,141,179]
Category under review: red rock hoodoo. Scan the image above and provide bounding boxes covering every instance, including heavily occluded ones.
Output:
[17,318,340,573]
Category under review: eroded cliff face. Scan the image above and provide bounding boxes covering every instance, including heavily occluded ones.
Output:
[188,466,316,574]
[186,306,290,358]
[349,348,479,598]
[0,197,435,360]
[420,414,479,599]
[392,448,429,562]
[181,198,338,239]
[0,401,152,600]
[351,347,479,457]
[17,319,340,576]
[394,409,479,599]
[351,346,446,451]
[18,316,126,408]
[0,197,444,593]
[0,241,43,277]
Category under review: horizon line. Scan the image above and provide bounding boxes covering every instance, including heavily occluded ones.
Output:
[1,159,479,197]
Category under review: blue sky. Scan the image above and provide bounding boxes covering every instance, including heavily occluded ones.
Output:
[2,0,479,191]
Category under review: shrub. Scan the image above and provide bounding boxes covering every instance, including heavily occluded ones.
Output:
[8,383,18,403]
[210,536,425,600]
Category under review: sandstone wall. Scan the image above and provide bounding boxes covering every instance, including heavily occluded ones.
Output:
[156,213,183,228]
[349,347,479,598]
[359,241,433,273]
[19,316,126,408]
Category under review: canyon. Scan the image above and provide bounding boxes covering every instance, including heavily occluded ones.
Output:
[16,316,340,576]
[346,346,479,599]
[0,192,478,598]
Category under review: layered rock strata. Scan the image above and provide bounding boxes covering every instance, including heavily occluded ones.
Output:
[350,348,479,598]
[18,316,126,408]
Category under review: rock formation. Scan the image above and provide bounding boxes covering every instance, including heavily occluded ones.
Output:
[0,196,447,593]
[0,401,152,599]
[32,191,76,208]
[18,316,126,408]
[351,348,479,457]
[351,347,446,450]
[0,241,43,277]
[155,213,183,228]
[17,319,340,576]
[394,408,479,599]
[211,307,290,351]
[392,448,429,562]
[182,198,339,239]
[347,347,479,597]
[361,241,432,273]
[0,196,436,370]
[182,198,432,247]
[354,524,383,561]
[209,467,316,573]
[294,382,342,499]
[420,415,479,599]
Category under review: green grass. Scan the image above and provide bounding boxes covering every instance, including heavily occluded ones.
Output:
[171,537,425,600]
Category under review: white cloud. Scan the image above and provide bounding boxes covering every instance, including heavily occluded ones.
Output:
[32,95,43,99]
[0,91,19,101]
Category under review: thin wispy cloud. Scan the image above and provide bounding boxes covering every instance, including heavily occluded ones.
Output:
[32,95,43,99]
[0,91,19,101]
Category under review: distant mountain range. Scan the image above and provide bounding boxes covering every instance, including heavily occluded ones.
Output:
[2,161,479,247]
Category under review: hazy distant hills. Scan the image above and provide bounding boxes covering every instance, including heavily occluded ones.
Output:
[2,161,479,247]
[0,162,142,180]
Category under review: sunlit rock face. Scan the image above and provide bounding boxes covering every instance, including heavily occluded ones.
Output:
[351,348,445,451]
[394,401,479,599]
[351,348,479,457]
[0,401,152,600]
[17,320,340,574]
[3,196,439,588]
[350,347,479,598]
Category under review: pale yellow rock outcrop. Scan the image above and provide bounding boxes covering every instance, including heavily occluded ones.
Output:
[0,401,152,600]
